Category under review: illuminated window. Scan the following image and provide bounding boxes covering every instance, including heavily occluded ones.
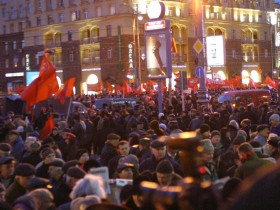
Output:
[110,5,115,15]
[232,50,236,58]
[13,41,16,50]
[13,56,18,67]
[265,49,268,58]
[97,6,101,17]
[59,13,64,23]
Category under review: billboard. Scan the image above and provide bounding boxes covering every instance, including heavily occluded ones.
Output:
[206,35,225,66]
[26,71,39,85]
[145,19,172,79]
[146,34,168,77]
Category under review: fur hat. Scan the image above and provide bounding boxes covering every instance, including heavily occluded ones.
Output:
[15,163,35,177]
[256,124,269,132]
[48,158,65,167]
[107,133,120,140]
[211,130,221,137]
[151,139,166,148]
[0,143,11,157]
[62,160,79,173]
[67,167,86,179]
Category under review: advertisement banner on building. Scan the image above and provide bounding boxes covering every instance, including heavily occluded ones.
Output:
[206,35,225,66]
[145,19,172,79]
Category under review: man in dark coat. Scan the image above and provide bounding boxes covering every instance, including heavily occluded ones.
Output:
[139,139,184,177]
[5,163,35,204]
[234,142,274,180]
[100,133,120,166]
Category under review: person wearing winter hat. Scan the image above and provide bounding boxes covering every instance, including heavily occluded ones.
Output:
[270,113,280,136]
[267,136,280,160]
[155,159,182,187]
[76,149,90,169]
[116,163,134,179]
[5,163,35,204]
[200,139,218,182]
[198,123,211,139]
[253,124,269,146]
[53,166,86,207]
[210,130,223,159]
[12,194,37,210]
[35,147,56,179]
[0,156,16,189]
[235,142,274,180]
[0,143,11,158]
[28,188,55,210]
[21,136,42,166]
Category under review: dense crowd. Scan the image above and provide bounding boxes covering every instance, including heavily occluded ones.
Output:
[0,90,280,210]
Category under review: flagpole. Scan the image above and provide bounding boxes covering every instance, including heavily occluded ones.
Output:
[65,97,73,123]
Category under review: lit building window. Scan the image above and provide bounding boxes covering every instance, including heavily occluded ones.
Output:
[13,41,16,50]
[250,70,259,82]
[97,6,101,17]
[232,50,236,58]
[59,13,64,23]
[13,56,18,67]
[176,7,181,17]
[110,5,115,15]
[265,49,268,58]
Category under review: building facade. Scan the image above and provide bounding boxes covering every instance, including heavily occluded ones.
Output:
[0,0,277,94]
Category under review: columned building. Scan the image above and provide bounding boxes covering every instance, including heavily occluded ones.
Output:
[0,0,277,94]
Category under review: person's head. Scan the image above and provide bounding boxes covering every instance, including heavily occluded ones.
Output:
[128,132,140,147]
[70,174,106,200]
[256,124,269,138]
[24,136,41,153]
[117,141,130,156]
[0,157,16,179]
[29,188,54,210]
[156,160,174,186]
[139,137,151,151]
[210,130,221,146]
[237,142,255,161]
[199,124,211,139]
[240,119,251,128]
[0,143,11,158]
[40,147,55,164]
[117,163,134,179]
[107,133,120,148]
[267,137,280,155]
[200,139,214,163]
[66,167,86,189]
[76,149,90,166]
[269,114,280,127]
[6,130,19,144]
[150,139,166,161]
[48,158,64,181]
[15,163,35,188]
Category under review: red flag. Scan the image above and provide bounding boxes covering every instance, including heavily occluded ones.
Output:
[106,81,114,92]
[40,116,55,140]
[123,81,133,95]
[55,77,76,104]
[20,56,58,110]
[264,75,278,89]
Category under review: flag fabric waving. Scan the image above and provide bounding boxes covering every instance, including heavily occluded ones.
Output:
[39,115,55,140]
[54,77,76,104]
[20,55,58,110]
[123,81,133,95]
[106,81,114,92]
[264,75,278,89]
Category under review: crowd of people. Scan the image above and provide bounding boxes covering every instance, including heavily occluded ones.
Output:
[0,90,280,210]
